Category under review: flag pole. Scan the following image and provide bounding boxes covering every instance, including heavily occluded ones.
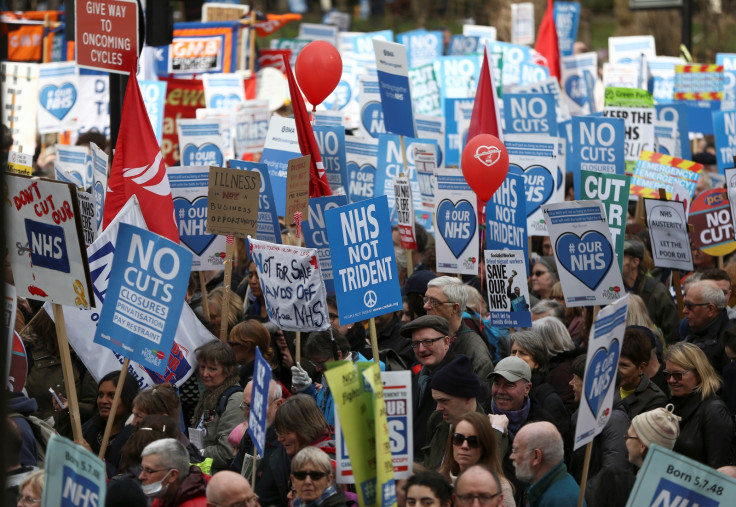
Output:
[98,358,130,460]
[51,304,83,442]
[399,135,414,274]
[219,235,236,342]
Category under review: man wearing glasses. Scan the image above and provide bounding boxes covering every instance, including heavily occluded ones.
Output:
[139,438,208,506]
[454,464,505,507]
[207,470,260,507]
[681,280,735,372]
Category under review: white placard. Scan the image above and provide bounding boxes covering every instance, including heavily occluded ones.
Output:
[645,199,693,271]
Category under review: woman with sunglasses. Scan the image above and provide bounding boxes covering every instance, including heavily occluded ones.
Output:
[664,342,734,468]
[290,446,345,507]
[529,257,559,301]
[438,412,514,507]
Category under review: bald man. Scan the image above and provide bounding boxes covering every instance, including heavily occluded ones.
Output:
[206,470,259,507]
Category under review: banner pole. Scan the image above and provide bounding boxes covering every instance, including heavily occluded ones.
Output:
[98,358,130,459]
[577,440,593,507]
[219,236,235,342]
[52,303,83,442]
[369,317,379,362]
[249,10,257,76]
[399,135,414,275]
[199,271,210,324]
[295,331,301,365]
[251,453,257,490]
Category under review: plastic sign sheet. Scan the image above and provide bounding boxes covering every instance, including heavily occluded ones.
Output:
[573,294,628,450]
[372,39,417,138]
[5,175,93,308]
[485,250,532,328]
[544,200,625,307]
[689,189,736,257]
[261,115,302,215]
[630,151,702,200]
[303,195,349,296]
[554,2,581,57]
[325,196,402,325]
[169,165,227,271]
[645,199,693,272]
[229,160,281,245]
[561,52,597,116]
[394,177,417,249]
[249,239,330,332]
[38,62,80,133]
[434,170,479,275]
[502,92,557,136]
[202,73,245,109]
[43,434,106,507]
[626,444,736,507]
[93,223,193,376]
[486,174,529,260]
[713,110,736,174]
[247,347,272,456]
[176,119,226,167]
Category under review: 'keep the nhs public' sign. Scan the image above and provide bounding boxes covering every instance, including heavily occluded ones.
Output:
[93,224,193,375]
[325,196,402,325]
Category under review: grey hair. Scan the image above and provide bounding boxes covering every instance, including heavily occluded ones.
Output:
[463,285,484,314]
[270,380,283,402]
[530,299,565,321]
[532,316,575,355]
[508,330,547,368]
[291,446,332,474]
[141,438,190,477]
[525,423,564,466]
[394,246,407,275]
[427,276,467,313]
[695,280,726,310]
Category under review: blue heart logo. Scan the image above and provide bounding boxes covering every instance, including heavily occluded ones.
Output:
[347,162,375,202]
[181,143,224,167]
[565,75,588,107]
[211,93,242,108]
[555,231,613,290]
[437,199,476,258]
[173,197,217,255]
[509,164,554,217]
[40,83,77,120]
[361,101,385,137]
[584,339,620,417]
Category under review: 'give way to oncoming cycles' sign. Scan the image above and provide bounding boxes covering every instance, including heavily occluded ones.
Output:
[249,238,330,332]
[326,195,402,325]
[93,223,193,376]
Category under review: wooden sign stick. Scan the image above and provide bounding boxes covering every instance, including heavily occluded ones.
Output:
[577,441,594,507]
[656,189,686,318]
[199,271,210,324]
[399,135,414,274]
[98,358,130,459]
[295,331,301,365]
[369,317,379,363]
[51,303,83,442]
[219,236,236,342]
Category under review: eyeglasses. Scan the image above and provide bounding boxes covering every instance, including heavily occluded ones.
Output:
[410,336,445,349]
[683,301,710,310]
[623,434,640,441]
[141,467,172,475]
[663,370,691,381]
[292,470,329,481]
[455,493,502,505]
[531,270,548,277]
[209,496,259,507]
[452,433,481,448]
[309,358,331,369]
[423,296,456,309]
[18,497,41,505]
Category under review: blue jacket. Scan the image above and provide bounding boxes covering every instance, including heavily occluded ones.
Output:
[527,461,585,507]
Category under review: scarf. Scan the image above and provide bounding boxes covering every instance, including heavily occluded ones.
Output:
[293,485,339,507]
[191,370,240,425]
[491,396,530,439]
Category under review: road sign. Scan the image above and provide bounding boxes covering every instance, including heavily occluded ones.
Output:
[76,0,139,74]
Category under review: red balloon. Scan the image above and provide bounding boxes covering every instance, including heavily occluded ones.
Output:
[461,134,510,202]
[295,41,343,107]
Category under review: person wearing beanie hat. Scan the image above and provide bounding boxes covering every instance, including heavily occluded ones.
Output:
[423,355,486,470]
[626,404,681,468]
[530,257,559,300]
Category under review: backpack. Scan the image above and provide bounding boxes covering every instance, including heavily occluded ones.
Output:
[216,385,243,416]
[9,413,57,467]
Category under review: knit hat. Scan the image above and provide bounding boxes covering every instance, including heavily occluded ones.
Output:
[400,315,450,338]
[535,256,558,279]
[430,355,482,398]
[631,403,681,450]
[402,269,437,296]
[488,356,532,383]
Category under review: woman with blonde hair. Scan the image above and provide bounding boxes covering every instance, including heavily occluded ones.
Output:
[16,469,44,507]
[664,342,734,468]
[205,286,244,336]
[229,319,275,385]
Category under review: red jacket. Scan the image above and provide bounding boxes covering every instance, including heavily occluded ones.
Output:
[151,466,210,507]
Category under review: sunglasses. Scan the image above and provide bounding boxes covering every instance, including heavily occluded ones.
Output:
[683,302,710,310]
[452,433,481,448]
[292,470,329,481]
[663,370,691,381]
[532,270,548,277]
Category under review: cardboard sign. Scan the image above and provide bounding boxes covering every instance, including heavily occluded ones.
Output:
[485,250,532,328]
[5,175,93,308]
[325,196,402,325]
[285,155,311,222]
[7,151,33,175]
[408,63,442,117]
[486,174,529,259]
[394,177,417,249]
[373,39,417,138]
[346,136,379,202]
[260,115,301,215]
[75,0,139,74]
[206,166,260,237]
[689,188,736,257]
[303,195,349,296]
[247,347,273,456]
[503,92,557,136]
[434,170,479,275]
[713,110,736,174]
[169,165,228,270]
[554,1,581,57]
[570,116,626,200]
[573,294,628,450]
[630,151,702,200]
[229,160,282,245]
[581,171,630,271]
[561,52,597,115]
[315,125,349,195]
[38,62,79,133]
[645,199,693,271]
[93,224,193,375]
[655,102,691,160]
[177,119,226,167]
[544,200,625,307]
[43,434,106,507]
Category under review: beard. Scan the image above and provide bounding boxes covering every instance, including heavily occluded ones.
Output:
[513,458,535,484]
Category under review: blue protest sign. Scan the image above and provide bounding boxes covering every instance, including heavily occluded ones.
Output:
[655,103,691,161]
[346,136,379,202]
[229,159,282,244]
[486,173,528,261]
[315,125,349,195]
[437,55,483,102]
[358,76,386,139]
[325,196,402,324]
[397,29,443,68]
[373,40,417,138]
[444,98,475,167]
[554,2,581,57]
[713,110,736,174]
[247,347,273,456]
[518,62,551,86]
[260,116,301,215]
[43,434,106,507]
[303,195,349,295]
[486,41,534,88]
[140,80,167,143]
[90,143,107,234]
[434,170,479,275]
[561,52,597,116]
[177,120,226,167]
[717,53,736,111]
[503,93,557,136]
[571,116,626,199]
[485,250,532,328]
[448,35,480,56]
[93,223,193,375]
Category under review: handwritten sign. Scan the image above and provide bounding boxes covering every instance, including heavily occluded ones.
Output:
[206,166,259,237]
[285,155,311,222]
[645,199,693,272]
[229,160,281,245]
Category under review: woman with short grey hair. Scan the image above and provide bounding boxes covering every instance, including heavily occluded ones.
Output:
[290,447,345,507]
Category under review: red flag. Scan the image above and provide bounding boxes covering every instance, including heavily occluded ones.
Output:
[103,62,179,243]
[283,55,332,198]
[534,0,561,82]
[467,47,504,143]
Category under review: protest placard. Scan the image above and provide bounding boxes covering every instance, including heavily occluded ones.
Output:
[573,294,628,450]
[303,195,349,296]
[169,165,228,270]
[75,0,138,74]
[260,115,301,215]
[285,155,311,222]
[408,63,442,117]
[234,100,270,156]
[554,2,581,57]
[346,136,379,202]
[608,35,656,65]
[463,24,497,44]
[713,110,736,174]
[447,35,480,56]
[4,283,17,386]
[626,444,736,506]
[38,62,79,133]
[414,143,437,210]
[397,29,443,68]
[544,200,625,307]
[727,168,736,241]
[655,102,691,160]
[434,170,479,275]
[436,55,483,102]
[674,64,723,134]
[93,223,192,375]
[570,116,626,200]
[55,144,88,188]
[444,97,474,167]
[718,53,736,111]
[415,115,444,171]
[603,88,655,172]
[249,239,330,331]
[202,73,245,109]
[161,78,205,167]
[485,250,532,328]
[373,39,417,138]
[2,62,40,153]
[648,56,684,104]
[325,196,402,325]
[581,170,630,271]
[561,52,597,115]
[177,119,226,167]
[486,174,528,258]
[502,92,557,136]
[5,175,93,308]
[513,78,571,125]
[43,434,106,507]
[206,166,259,237]
[140,80,168,143]
[358,76,386,139]
[394,177,417,249]
[7,150,33,175]
[645,199,693,271]
[315,125,349,195]
[77,190,96,247]
[630,151,702,200]
[518,62,551,86]
[247,347,272,456]
[511,3,535,45]
[194,108,235,167]
[602,62,640,90]
[229,160,282,245]
[689,188,736,257]
[506,135,558,236]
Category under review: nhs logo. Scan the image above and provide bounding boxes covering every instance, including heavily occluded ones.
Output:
[25,219,70,273]
[650,478,717,507]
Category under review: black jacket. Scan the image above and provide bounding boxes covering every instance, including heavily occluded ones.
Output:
[411,350,456,460]
[681,310,735,373]
[614,373,667,419]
